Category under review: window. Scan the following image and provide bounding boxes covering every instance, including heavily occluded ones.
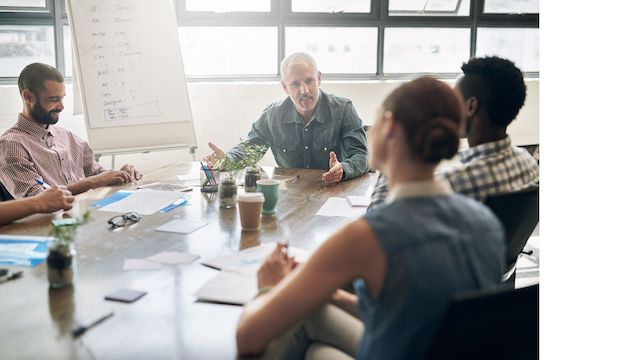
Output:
[384,28,470,73]
[179,27,278,76]
[63,26,72,76]
[476,28,539,72]
[185,0,270,12]
[286,27,378,74]
[0,0,538,80]
[0,25,55,77]
[389,0,470,16]
[484,0,539,14]
[291,0,371,13]
[0,0,46,8]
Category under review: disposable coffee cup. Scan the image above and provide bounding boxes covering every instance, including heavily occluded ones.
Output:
[237,192,265,230]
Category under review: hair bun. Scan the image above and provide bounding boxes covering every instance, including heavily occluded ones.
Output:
[413,116,459,163]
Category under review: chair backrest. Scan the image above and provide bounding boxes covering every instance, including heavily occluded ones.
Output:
[484,186,539,270]
[426,284,539,360]
[0,181,14,202]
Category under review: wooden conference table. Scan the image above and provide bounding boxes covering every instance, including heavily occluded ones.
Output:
[0,163,378,360]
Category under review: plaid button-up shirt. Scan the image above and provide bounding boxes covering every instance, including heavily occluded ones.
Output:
[369,136,539,210]
[0,113,104,198]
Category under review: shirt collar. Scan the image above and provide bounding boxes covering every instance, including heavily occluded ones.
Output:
[458,136,512,163]
[386,179,452,204]
[16,113,51,139]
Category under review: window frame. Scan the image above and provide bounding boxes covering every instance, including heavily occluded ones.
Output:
[0,0,538,84]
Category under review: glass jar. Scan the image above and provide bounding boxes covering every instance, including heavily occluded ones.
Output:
[244,166,260,193]
[47,241,77,288]
[200,169,218,193]
[219,178,238,208]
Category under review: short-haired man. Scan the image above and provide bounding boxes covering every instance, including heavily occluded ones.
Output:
[206,53,368,185]
[0,63,142,199]
[369,56,539,209]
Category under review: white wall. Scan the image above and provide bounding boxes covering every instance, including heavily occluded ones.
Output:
[0,79,538,172]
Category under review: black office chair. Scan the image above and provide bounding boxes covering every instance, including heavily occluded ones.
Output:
[484,186,539,286]
[426,284,539,360]
[0,181,14,202]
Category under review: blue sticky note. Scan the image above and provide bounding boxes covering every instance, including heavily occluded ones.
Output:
[91,191,133,208]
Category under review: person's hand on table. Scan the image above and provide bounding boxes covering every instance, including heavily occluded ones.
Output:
[120,164,142,181]
[322,151,343,186]
[257,243,296,288]
[92,170,133,187]
[33,186,75,213]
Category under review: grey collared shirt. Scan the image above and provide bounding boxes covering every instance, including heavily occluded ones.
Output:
[227,90,368,180]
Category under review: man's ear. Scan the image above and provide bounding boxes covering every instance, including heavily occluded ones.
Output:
[316,71,322,87]
[381,111,396,139]
[22,89,35,104]
[467,96,478,118]
[280,81,289,95]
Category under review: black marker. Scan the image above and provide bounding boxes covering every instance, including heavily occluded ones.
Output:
[72,311,114,338]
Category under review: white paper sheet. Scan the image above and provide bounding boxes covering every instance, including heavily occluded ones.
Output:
[316,197,367,218]
[194,271,256,305]
[123,258,163,270]
[98,189,185,215]
[346,196,371,207]
[146,251,200,265]
[201,243,309,276]
[177,173,199,181]
[155,219,209,234]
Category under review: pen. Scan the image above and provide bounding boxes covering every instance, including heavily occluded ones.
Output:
[0,270,22,284]
[200,162,213,184]
[207,161,218,186]
[36,178,51,189]
[72,311,114,338]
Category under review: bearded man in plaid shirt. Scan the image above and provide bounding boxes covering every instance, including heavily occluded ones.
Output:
[369,56,539,210]
[0,63,142,199]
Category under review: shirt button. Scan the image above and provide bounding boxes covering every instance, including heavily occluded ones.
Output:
[282,149,286,152]
[306,165,310,168]
[304,128,308,132]
[323,147,327,151]
[304,146,309,150]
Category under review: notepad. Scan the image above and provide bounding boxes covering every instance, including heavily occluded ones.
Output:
[194,271,257,305]
[98,189,185,215]
[0,234,53,267]
[147,251,200,265]
[347,196,371,207]
[155,219,208,234]
[137,182,192,192]
[105,288,147,303]
[316,197,367,218]
[123,259,162,271]
[201,243,309,276]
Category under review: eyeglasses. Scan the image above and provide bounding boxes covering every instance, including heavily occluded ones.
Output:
[108,212,141,228]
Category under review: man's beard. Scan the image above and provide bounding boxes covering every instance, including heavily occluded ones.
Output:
[32,101,60,125]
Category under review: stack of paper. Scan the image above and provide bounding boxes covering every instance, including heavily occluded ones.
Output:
[195,244,310,305]
[97,189,185,215]
[316,197,367,218]
[0,235,53,267]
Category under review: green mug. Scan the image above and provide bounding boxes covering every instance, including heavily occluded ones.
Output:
[256,179,279,214]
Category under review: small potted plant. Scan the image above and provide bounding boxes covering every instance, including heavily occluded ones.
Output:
[241,142,267,192]
[47,212,90,288]
[218,141,267,208]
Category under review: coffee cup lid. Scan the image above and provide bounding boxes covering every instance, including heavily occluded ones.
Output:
[237,192,265,202]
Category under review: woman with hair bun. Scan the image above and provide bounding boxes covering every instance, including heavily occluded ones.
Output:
[236,77,506,360]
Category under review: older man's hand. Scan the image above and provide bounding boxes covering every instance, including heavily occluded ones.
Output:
[322,151,343,186]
